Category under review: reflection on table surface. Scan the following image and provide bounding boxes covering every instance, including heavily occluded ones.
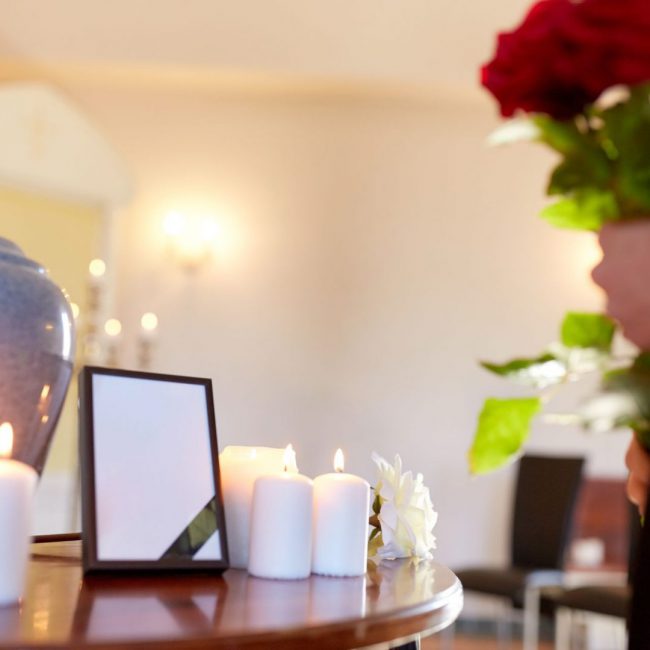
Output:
[0,541,462,648]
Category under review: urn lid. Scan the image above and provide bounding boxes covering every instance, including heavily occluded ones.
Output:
[0,237,45,272]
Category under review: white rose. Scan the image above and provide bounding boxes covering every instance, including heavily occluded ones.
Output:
[370,452,438,561]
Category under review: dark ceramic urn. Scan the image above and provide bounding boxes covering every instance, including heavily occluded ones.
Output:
[0,237,75,473]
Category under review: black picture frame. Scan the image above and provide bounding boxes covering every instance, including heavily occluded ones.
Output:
[79,366,229,574]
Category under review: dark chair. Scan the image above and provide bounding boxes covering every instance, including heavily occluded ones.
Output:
[551,502,640,649]
[455,454,585,650]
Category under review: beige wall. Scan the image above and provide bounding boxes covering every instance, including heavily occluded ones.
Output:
[53,82,629,567]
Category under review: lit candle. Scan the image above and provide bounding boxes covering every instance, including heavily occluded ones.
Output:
[88,258,106,288]
[248,445,313,580]
[139,312,159,341]
[218,446,285,569]
[137,312,159,370]
[0,423,37,606]
[312,448,370,577]
[104,318,122,339]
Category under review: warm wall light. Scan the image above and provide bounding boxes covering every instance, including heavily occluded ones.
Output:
[163,211,220,271]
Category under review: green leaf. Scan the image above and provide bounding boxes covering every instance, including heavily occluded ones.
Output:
[547,155,611,196]
[560,312,616,351]
[481,354,566,387]
[540,189,619,231]
[532,115,587,156]
[481,354,555,376]
[633,352,650,373]
[469,397,541,475]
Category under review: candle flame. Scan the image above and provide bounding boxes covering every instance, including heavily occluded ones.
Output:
[334,448,345,472]
[140,312,159,332]
[104,318,122,337]
[283,444,297,473]
[89,258,106,278]
[0,423,13,458]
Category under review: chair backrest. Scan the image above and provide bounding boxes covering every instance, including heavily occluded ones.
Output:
[627,500,642,585]
[628,485,650,649]
[510,454,585,570]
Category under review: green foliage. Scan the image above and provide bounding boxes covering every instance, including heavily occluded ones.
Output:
[495,84,650,228]
[600,84,650,215]
[469,397,541,475]
[560,312,616,350]
[540,189,618,230]
[480,353,566,388]
[470,311,623,475]
[602,352,650,440]
[481,354,556,376]
[532,115,588,156]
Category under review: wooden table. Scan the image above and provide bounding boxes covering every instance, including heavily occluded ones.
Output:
[0,541,462,649]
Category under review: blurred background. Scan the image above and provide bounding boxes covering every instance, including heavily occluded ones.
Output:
[0,0,629,609]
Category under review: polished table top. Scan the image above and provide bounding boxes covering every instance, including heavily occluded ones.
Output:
[0,541,463,649]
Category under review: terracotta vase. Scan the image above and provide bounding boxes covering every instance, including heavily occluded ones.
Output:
[592,218,650,351]
[0,237,75,473]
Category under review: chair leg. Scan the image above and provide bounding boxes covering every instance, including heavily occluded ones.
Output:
[555,606,572,650]
[522,586,540,650]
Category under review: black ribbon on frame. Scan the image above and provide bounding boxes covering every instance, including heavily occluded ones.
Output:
[160,496,219,560]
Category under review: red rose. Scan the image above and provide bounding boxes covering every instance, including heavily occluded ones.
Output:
[482,0,650,120]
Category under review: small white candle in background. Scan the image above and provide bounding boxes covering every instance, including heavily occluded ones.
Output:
[104,318,122,339]
[104,318,122,367]
[312,448,370,577]
[219,446,285,569]
[248,444,313,580]
[88,258,106,288]
[137,312,159,370]
[139,312,159,341]
[0,423,37,606]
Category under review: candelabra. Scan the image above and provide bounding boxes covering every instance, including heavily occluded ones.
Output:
[71,259,159,371]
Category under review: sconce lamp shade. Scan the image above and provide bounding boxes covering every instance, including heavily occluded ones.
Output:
[0,237,75,473]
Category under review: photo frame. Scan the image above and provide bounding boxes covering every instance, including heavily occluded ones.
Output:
[79,366,229,573]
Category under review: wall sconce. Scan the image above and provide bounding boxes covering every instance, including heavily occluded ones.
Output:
[163,211,220,271]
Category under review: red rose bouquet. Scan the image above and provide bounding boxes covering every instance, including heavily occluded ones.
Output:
[481,0,650,231]
[470,0,650,474]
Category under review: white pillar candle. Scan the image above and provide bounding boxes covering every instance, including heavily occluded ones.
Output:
[248,445,313,580]
[312,448,370,577]
[0,423,37,606]
[218,446,285,569]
